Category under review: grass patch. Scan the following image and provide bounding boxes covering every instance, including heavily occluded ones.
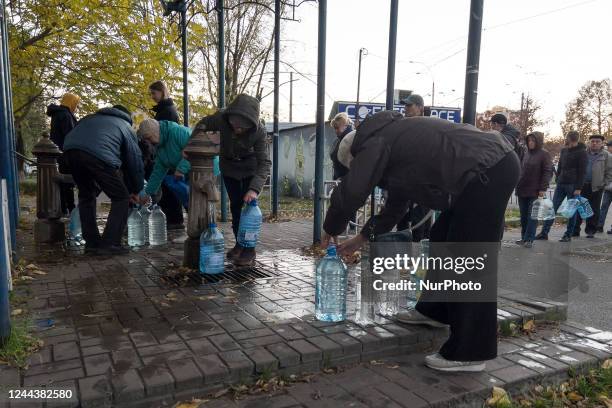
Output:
[0,318,41,368]
[488,360,612,407]
[19,179,37,196]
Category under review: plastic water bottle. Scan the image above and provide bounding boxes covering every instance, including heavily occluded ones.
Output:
[68,207,82,240]
[139,205,152,245]
[315,245,348,322]
[530,198,555,221]
[199,223,225,275]
[127,208,145,247]
[237,200,262,248]
[407,239,428,310]
[576,196,594,219]
[149,204,167,246]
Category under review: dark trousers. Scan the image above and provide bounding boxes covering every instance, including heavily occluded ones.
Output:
[223,176,253,240]
[517,196,537,241]
[65,150,130,248]
[598,190,612,228]
[416,152,520,361]
[574,183,603,235]
[59,183,75,215]
[397,203,431,242]
[541,183,578,237]
[159,174,184,225]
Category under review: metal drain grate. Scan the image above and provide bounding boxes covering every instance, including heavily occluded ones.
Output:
[159,262,278,286]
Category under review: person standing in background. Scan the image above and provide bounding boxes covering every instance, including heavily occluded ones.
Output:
[148,80,184,230]
[596,140,612,234]
[574,135,612,238]
[515,132,553,248]
[47,93,80,216]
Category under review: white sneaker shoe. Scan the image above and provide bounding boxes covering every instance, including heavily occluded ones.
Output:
[395,310,448,328]
[425,353,486,372]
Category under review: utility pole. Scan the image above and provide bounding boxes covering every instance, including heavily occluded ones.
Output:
[355,48,367,126]
[180,4,189,126]
[289,72,293,122]
[385,0,399,111]
[272,0,281,217]
[462,0,484,125]
[313,0,326,244]
[431,81,435,106]
[217,0,228,222]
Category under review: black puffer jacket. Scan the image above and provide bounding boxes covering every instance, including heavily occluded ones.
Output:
[46,104,77,150]
[323,112,514,237]
[193,94,271,193]
[63,108,144,194]
[557,143,588,186]
[515,132,553,198]
[152,98,179,123]
[330,125,354,180]
[500,124,524,161]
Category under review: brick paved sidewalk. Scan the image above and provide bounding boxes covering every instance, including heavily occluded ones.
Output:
[0,219,610,407]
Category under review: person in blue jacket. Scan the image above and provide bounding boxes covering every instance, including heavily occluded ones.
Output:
[137,118,220,208]
[63,105,144,255]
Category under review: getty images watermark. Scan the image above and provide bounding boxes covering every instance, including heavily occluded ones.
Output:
[364,242,500,302]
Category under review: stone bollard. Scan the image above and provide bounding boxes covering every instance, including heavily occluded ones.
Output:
[31,133,65,243]
[183,131,221,269]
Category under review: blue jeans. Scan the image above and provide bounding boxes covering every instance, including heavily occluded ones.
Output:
[518,197,538,241]
[540,183,578,237]
[598,190,612,228]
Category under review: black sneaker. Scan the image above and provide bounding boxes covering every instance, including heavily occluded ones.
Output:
[535,233,548,240]
[572,231,580,237]
[607,228,612,235]
[596,226,604,233]
[586,233,595,239]
[515,240,524,246]
[524,241,533,248]
[559,235,571,243]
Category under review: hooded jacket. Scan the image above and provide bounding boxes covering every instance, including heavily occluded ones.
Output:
[152,98,179,123]
[515,133,553,198]
[557,143,588,186]
[330,125,354,180]
[63,108,144,194]
[323,112,514,237]
[46,104,77,150]
[193,94,271,193]
[145,121,192,196]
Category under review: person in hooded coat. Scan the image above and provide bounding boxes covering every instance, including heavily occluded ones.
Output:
[514,132,553,248]
[63,105,144,255]
[193,94,271,266]
[46,93,80,216]
[321,112,520,372]
[148,80,185,230]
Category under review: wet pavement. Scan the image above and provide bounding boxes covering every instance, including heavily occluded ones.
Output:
[1,218,610,407]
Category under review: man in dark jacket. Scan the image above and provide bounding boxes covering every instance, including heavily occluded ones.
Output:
[321,112,520,372]
[574,134,612,238]
[538,131,586,241]
[397,94,432,242]
[47,93,80,216]
[64,106,144,255]
[193,94,271,266]
[515,132,553,248]
[491,113,524,161]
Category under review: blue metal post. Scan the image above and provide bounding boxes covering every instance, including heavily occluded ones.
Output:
[3,0,18,223]
[217,0,228,221]
[313,0,326,244]
[0,182,11,345]
[0,3,16,248]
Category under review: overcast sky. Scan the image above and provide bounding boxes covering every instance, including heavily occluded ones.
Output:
[256,0,610,136]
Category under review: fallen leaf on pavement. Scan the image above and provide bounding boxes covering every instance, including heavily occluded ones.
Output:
[522,320,536,333]
[602,359,611,369]
[11,309,23,316]
[598,395,612,408]
[487,386,511,407]
[567,392,583,402]
[213,388,229,398]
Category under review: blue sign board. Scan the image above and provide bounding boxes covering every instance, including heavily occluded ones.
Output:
[336,102,461,123]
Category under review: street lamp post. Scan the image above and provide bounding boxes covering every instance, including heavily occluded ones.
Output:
[410,60,435,106]
[160,0,189,126]
[355,48,367,126]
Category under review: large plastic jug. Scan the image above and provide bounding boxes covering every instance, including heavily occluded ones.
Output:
[530,198,555,221]
[315,245,348,322]
[199,223,225,275]
[149,204,167,246]
[576,196,594,219]
[237,200,262,248]
[558,197,579,219]
[68,207,82,241]
[127,208,145,247]
[139,205,152,245]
